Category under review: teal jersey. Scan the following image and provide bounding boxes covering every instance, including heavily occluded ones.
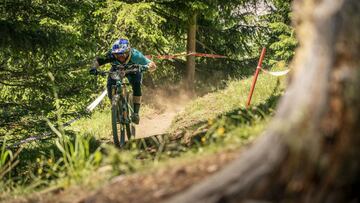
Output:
[97,48,151,67]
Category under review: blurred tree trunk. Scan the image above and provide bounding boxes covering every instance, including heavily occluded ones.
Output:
[185,12,197,94]
[165,0,360,202]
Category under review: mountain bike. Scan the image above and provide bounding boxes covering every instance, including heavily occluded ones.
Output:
[98,65,140,147]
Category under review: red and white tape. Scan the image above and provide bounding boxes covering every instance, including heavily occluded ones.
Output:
[146,52,227,60]
[147,51,290,76]
[260,68,290,76]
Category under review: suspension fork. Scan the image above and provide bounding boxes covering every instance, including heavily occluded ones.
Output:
[111,84,118,105]
[117,80,130,122]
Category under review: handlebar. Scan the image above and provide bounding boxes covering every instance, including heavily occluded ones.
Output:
[96,64,144,76]
[114,64,143,71]
[98,67,139,76]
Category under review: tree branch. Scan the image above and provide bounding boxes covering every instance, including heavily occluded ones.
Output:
[0,80,27,87]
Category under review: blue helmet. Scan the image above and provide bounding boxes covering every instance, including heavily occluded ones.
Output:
[111,38,130,54]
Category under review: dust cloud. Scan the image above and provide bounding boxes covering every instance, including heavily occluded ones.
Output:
[135,87,192,138]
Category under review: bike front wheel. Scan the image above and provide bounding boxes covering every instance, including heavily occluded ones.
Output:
[125,94,136,140]
[111,101,121,147]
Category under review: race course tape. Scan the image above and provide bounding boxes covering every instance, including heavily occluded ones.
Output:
[148,51,291,77]
[147,51,290,77]
[10,90,108,148]
[86,90,107,112]
[261,68,290,76]
[146,52,227,60]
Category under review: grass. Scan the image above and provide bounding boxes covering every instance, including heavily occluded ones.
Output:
[70,110,112,141]
[169,71,286,135]
[0,67,288,201]
[69,104,157,142]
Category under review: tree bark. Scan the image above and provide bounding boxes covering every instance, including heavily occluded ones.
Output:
[185,12,197,94]
[165,0,360,202]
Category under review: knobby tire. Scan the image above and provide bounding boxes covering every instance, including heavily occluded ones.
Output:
[111,88,136,148]
[118,98,126,147]
[111,98,121,147]
[125,93,136,140]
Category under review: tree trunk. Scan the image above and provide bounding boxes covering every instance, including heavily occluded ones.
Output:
[165,0,360,202]
[185,12,197,94]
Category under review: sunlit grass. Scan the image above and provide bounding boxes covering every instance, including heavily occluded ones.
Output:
[69,104,157,141]
[70,109,112,140]
[170,71,286,133]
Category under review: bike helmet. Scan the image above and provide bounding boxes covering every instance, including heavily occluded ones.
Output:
[111,38,130,55]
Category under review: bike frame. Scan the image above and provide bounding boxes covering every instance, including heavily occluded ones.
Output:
[112,79,132,125]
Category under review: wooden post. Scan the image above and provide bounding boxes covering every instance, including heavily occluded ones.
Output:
[246,47,266,107]
[185,12,197,95]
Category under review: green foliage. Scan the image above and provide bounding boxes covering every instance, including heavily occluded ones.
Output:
[0,139,21,196]
[47,133,103,187]
[155,0,268,57]
[198,95,279,147]
[94,1,168,53]
[264,0,297,65]
[0,0,101,140]
[1,0,296,140]
[25,71,104,188]
[268,22,297,63]
[0,140,20,179]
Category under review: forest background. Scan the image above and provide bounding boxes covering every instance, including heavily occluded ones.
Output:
[0,0,295,140]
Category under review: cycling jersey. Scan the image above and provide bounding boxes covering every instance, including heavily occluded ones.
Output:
[97,48,151,99]
[96,48,151,67]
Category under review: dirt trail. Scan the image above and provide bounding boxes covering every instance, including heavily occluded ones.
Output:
[134,89,190,139]
[135,106,183,139]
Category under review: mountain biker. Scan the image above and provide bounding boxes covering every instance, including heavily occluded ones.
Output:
[89,38,156,124]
